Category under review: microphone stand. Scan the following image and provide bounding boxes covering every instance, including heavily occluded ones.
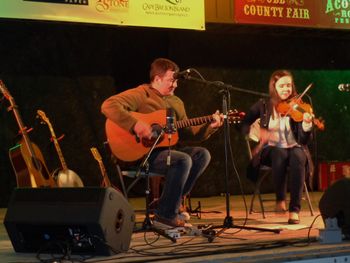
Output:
[182,76,280,240]
[129,130,177,243]
[184,75,269,98]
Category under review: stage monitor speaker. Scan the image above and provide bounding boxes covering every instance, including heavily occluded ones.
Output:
[3,187,135,256]
[319,178,350,238]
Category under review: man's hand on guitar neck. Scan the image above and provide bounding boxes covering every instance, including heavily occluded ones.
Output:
[133,110,223,139]
[134,120,153,139]
[211,110,223,128]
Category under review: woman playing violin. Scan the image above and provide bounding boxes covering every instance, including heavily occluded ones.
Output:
[241,70,314,224]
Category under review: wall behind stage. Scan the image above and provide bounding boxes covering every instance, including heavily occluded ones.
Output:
[0,21,349,206]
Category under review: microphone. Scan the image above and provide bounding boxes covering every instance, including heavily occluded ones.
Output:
[173,69,191,79]
[338,84,350,92]
[164,108,177,134]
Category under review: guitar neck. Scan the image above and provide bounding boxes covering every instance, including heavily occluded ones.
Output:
[53,139,68,171]
[0,81,36,159]
[98,162,111,187]
[176,115,214,129]
[90,147,111,187]
[9,98,38,160]
[37,110,69,171]
[45,121,68,171]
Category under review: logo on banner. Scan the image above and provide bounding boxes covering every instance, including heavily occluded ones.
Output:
[23,0,88,5]
[166,0,182,4]
[142,0,191,17]
[325,0,350,24]
[95,0,129,12]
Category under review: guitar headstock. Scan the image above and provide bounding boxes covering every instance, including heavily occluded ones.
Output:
[228,109,245,124]
[90,147,102,162]
[0,80,13,100]
[37,110,50,126]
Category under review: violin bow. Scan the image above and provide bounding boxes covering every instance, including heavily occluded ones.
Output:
[296,83,313,102]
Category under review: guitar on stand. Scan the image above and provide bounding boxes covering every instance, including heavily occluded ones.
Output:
[90,147,123,194]
[0,80,56,187]
[90,147,112,187]
[37,110,84,187]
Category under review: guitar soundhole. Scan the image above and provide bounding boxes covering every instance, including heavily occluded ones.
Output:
[141,124,164,147]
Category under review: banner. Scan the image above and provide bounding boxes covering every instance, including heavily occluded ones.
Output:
[319,0,350,29]
[0,0,205,30]
[234,0,350,29]
[234,0,317,27]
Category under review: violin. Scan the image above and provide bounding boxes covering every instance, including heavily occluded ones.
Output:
[276,98,325,131]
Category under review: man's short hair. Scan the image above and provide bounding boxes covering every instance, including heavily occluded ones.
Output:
[150,58,179,82]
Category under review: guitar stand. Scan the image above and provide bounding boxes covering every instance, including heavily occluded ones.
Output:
[185,195,202,219]
[185,196,222,219]
[128,131,177,243]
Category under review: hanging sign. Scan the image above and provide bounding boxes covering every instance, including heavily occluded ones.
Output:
[234,0,317,27]
[319,0,350,29]
[234,0,350,29]
[0,0,205,30]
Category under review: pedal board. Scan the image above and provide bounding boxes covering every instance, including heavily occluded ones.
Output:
[164,224,216,241]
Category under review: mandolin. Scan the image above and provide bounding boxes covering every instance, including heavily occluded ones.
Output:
[37,110,84,187]
[0,80,56,187]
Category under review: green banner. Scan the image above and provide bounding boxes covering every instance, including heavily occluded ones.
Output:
[0,0,205,30]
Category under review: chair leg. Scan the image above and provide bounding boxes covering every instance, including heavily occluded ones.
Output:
[249,171,268,219]
[256,173,268,219]
[115,162,128,199]
[149,176,162,210]
[249,191,257,215]
[257,188,266,219]
[303,181,314,216]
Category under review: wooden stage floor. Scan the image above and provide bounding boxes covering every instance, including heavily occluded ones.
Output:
[1,191,350,263]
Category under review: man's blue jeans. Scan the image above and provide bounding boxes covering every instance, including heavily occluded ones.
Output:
[148,146,211,220]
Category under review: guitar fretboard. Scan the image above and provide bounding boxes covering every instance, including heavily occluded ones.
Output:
[176,115,213,129]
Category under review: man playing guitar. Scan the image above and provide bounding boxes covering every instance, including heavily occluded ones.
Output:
[101,58,222,228]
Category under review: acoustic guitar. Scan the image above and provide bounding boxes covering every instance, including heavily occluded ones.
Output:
[37,110,84,187]
[105,109,241,162]
[0,80,56,187]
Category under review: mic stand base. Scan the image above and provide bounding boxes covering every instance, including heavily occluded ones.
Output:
[204,215,280,243]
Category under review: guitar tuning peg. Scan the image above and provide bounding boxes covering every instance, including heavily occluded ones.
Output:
[57,134,65,141]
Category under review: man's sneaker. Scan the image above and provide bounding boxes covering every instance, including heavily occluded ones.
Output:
[178,203,191,221]
[153,215,187,229]
[178,211,191,221]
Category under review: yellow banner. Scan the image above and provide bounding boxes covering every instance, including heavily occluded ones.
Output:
[0,0,205,30]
